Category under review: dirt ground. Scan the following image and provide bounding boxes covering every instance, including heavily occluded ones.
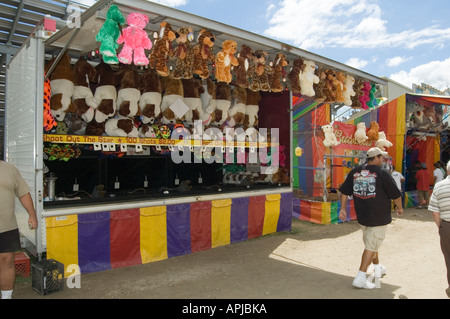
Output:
[11,207,449,300]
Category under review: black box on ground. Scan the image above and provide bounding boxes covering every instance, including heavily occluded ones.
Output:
[31,259,64,295]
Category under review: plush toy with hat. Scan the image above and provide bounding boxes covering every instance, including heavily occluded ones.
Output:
[96,4,125,64]
[234,44,253,88]
[116,64,141,118]
[287,58,303,94]
[299,60,319,97]
[248,50,272,92]
[269,53,288,93]
[94,61,117,123]
[149,21,177,77]
[172,26,195,79]
[193,28,216,79]
[117,12,152,66]
[70,57,97,123]
[215,39,239,84]
[139,67,162,125]
[45,51,74,122]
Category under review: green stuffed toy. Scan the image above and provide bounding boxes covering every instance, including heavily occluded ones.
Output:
[96,4,125,64]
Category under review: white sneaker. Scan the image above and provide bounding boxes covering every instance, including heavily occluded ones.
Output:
[369,264,386,280]
[352,276,376,289]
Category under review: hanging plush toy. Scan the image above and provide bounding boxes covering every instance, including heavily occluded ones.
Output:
[322,124,340,148]
[172,26,195,80]
[234,44,253,88]
[94,61,117,123]
[43,73,57,132]
[248,50,272,92]
[116,64,141,118]
[70,57,97,123]
[96,4,125,64]
[343,75,356,106]
[299,60,320,97]
[288,58,304,94]
[149,21,177,77]
[117,12,152,66]
[139,67,162,125]
[193,28,216,79]
[269,53,288,93]
[215,39,239,84]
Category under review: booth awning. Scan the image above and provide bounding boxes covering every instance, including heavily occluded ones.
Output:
[406,93,450,107]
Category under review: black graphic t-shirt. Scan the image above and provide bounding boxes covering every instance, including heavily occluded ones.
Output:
[339,165,402,226]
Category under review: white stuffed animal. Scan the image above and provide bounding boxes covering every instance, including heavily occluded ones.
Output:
[343,75,356,106]
[375,131,393,151]
[322,124,340,148]
[300,60,319,97]
[354,122,369,144]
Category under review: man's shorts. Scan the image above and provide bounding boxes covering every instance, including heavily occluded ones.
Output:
[0,229,21,253]
[361,225,387,252]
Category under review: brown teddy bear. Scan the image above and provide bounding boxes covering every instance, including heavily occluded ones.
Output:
[149,21,177,77]
[139,67,162,124]
[212,82,231,125]
[227,86,247,127]
[313,68,327,102]
[269,53,288,93]
[116,64,141,118]
[215,39,239,84]
[193,28,216,79]
[248,50,273,92]
[234,44,253,88]
[244,88,260,127]
[366,121,380,141]
[288,58,304,93]
[182,77,205,125]
[70,56,97,123]
[172,26,195,80]
[94,61,116,123]
[160,74,185,124]
[352,79,364,108]
[335,72,347,103]
[45,51,74,122]
[324,69,339,103]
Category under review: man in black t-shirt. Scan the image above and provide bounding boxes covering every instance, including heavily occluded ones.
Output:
[339,147,403,289]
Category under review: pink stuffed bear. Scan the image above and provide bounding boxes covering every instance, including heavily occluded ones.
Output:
[117,12,152,66]
[360,81,371,110]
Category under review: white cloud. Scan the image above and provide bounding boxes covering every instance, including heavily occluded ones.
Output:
[263,0,450,50]
[346,58,368,69]
[386,56,412,67]
[389,58,450,91]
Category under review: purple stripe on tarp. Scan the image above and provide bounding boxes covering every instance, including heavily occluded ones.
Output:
[292,198,300,219]
[166,204,191,258]
[78,211,111,273]
[230,197,249,244]
[277,193,293,232]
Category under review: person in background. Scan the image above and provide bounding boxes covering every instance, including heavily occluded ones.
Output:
[406,161,421,191]
[416,162,431,209]
[434,162,445,185]
[428,160,450,298]
[391,166,405,208]
[0,160,37,299]
[339,147,403,290]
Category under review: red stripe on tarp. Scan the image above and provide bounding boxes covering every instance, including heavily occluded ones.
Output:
[248,196,266,239]
[110,209,142,269]
[190,202,212,253]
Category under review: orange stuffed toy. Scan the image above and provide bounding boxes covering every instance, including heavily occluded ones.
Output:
[366,121,379,141]
[215,40,239,83]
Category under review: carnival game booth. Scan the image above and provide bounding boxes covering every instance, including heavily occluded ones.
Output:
[347,93,450,208]
[6,0,387,276]
[292,78,388,224]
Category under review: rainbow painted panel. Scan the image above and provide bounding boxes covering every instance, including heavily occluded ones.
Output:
[292,198,357,225]
[45,193,292,274]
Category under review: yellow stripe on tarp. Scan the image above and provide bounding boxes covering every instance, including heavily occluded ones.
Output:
[211,199,232,248]
[46,215,78,277]
[140,206,168,263]
[263,194,281,235]
[321,202,332,225]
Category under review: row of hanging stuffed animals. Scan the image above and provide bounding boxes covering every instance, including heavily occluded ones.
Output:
[95,4,378,108]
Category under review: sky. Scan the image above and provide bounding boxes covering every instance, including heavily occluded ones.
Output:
[150,0,450,92]
[79,0,450,92]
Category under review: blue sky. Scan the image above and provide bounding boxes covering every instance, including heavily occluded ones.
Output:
[154,0,450,92]
[78,0,450,91]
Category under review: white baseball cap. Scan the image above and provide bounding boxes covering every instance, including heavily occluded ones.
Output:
[367,147,388,158]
